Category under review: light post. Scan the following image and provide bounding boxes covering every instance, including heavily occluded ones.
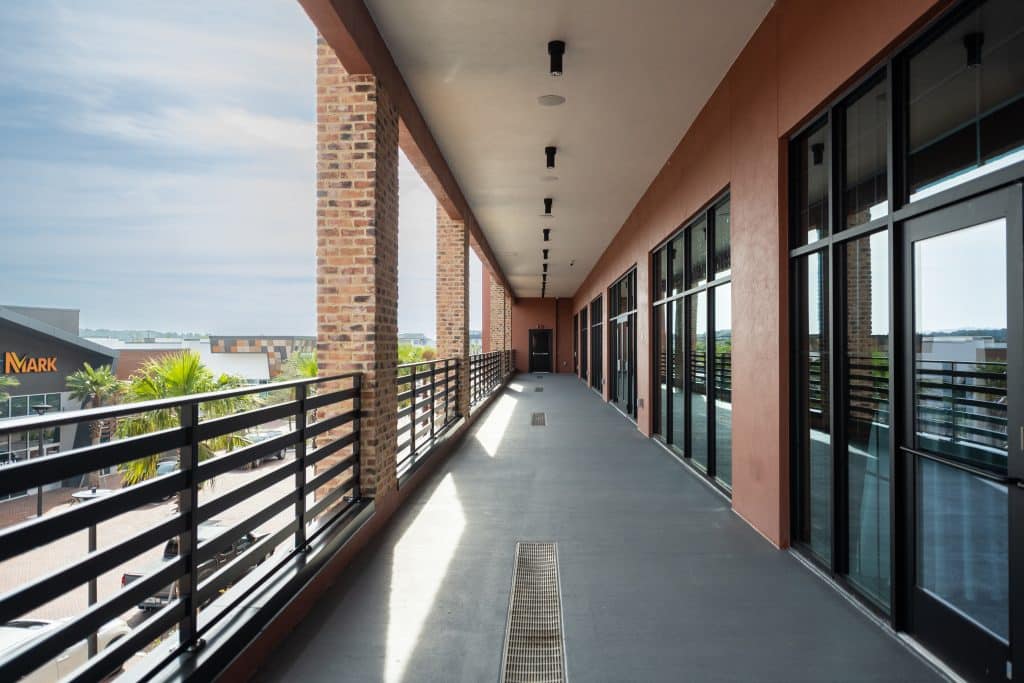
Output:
[31,403,52,518]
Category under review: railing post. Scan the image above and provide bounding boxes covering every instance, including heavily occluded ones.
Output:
[178,400,203,652]
[294,383,308,552]
[410,365,417,459]
[430,362,436,443]
[352,374,362,502]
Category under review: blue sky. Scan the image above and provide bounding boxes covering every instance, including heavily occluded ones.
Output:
[0,1,480,338]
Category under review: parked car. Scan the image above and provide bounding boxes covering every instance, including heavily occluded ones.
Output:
[121,521,270,610]
[0,618,130,683]
[240,429,289,469]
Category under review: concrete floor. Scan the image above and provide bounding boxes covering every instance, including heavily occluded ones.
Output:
[256,374,941,683]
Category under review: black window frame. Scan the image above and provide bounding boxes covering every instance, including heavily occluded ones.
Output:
[787,0,1024,633]
[650,190,732,495]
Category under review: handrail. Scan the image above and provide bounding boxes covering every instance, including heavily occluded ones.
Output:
[0,373,362,683]
[395,357,460,478]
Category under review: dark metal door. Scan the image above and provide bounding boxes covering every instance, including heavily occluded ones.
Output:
[529,329,553,373]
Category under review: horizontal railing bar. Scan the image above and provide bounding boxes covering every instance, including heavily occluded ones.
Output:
[304,454,358,494]
[0,515,186,624]
[0,429,186,497]
[396,358,458,370]
[305,431,358,468]
[66,601,187,683]
[396,404,413,420]
[196,519,298,605]
[396,388,415,402]
[0,472,185,563]
[0,373,361,436]
[305,386,358,411]
[306,480,357,521]
[305,410,358,439]
[196,432,295,482]
[199,461,298,524]
[196,492,293,565]
[195,401,299,443]
[0,557,186,683]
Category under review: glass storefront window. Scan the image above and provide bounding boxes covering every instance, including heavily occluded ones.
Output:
[688,291,708,470]
[687,217,707,288]
[842,77,888,228]
[671,299,685,450]
[792,120,829,246]
[670,234,685,296]
[844,231,891,608]
[795,250,832,565]
[713,200,731,278]
[10,396,28,418]
[908,0,1024,201]
[714,284,732,487]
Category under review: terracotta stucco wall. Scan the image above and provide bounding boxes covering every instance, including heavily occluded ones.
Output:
[569,0,943,546]
[511,297,574,374]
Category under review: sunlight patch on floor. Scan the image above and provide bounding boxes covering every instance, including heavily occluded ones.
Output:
[474,393,516,457]
[386,473,466,682]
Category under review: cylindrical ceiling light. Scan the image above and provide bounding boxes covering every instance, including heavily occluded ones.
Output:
[543,263,548,273]
[543,249,549,260]
[548,40,565,76]
[543,228,551,242]
[545,146,557,169]
[543,197,553,215]
[964,32,984,67]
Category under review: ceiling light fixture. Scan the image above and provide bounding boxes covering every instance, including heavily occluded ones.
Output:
[811,142,824,166]
[545,146,557,169]
[543,197,553,215]
[543,263,548,273]
[543,249,549,260]
[543,228,551,242]
[548,40,565,76]
[964,32,984,67]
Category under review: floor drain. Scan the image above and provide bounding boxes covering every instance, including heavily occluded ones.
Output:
[531,412,546,426]
[500,542,566,683]
[534,387,544,392]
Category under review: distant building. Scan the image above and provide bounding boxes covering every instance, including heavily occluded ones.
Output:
[398,332,431,347]
[0,306,119,499]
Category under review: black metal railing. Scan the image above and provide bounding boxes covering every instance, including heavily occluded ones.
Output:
[469,351,502,406]
[395,358,460,478]
[0,373,360,683]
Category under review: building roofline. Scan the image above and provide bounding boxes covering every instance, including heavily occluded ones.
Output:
[0,306,119,360]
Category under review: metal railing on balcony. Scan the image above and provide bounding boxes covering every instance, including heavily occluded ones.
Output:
[0,373,361,683]
[469,350,511,406]
[395,358,460,479]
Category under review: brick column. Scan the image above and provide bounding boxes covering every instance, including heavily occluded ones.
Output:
[487,271,508,374]
[503,288,512,374]
[316,35,399,500]
[436,204,470,418]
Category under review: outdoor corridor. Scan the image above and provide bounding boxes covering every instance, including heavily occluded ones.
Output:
[257,374,941,682]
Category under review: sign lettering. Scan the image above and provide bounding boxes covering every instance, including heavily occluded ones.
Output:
[4,352,58,374]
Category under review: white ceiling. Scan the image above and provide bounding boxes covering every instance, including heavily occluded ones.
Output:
[366,0,773,298]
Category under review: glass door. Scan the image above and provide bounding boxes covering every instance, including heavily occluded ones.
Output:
[901,186,1022,681]
[611,314,636,419]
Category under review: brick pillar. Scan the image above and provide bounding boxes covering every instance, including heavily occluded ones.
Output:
[503,288,512,374]
[316,35,399,500]
[436,204,470,417]
[487,271,505,353]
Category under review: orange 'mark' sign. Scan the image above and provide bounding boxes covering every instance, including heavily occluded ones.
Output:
[4,352,57,374]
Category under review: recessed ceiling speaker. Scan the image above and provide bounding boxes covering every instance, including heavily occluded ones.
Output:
[548,40,565,76]
[538,94,566,107]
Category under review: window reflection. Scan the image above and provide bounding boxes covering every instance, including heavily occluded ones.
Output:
[688,292,708,469]
[844,231,890,607]
[687,217,707,288]
[908,0,1024,200]
[713,284,732,486]
[843,78,888,228]
[793,121,829,246]
[714,200,731,278]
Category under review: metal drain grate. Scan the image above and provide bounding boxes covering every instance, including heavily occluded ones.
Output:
[534,386,544,392]
[500,542,566,683]
[531,412,546,426]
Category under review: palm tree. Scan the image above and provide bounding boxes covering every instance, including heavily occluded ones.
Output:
[117,351,252,485]
[0,375,18,401]
[66,363,121,445]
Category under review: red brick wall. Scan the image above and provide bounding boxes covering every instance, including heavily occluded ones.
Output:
[436,204,470,416]
[569,0,943,546]
[316,35,399,500]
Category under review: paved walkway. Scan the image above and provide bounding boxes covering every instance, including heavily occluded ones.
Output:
[257,374,941,682]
